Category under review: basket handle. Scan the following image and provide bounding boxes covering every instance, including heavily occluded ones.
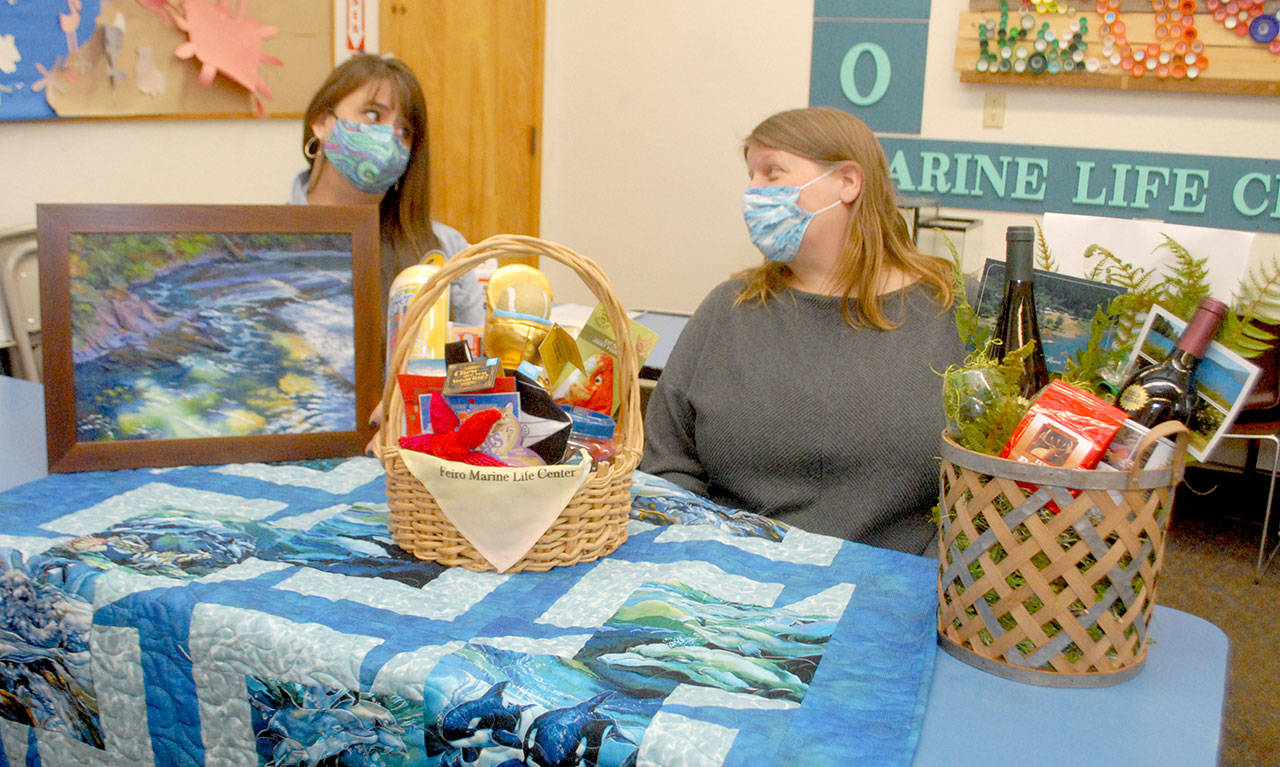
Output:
[377,234,643,460]
[1126,420,1189,490]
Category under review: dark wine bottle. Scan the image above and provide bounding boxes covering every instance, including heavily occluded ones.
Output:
[991,225,1050,398]
[1115,297,1228,428]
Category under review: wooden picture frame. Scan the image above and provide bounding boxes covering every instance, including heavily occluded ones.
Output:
[37,204,383,473]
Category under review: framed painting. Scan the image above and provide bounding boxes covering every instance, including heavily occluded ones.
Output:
[37,204,382,473]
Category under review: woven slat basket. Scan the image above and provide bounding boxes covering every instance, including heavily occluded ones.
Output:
[936,421,1187,687]
[379,234,641,572]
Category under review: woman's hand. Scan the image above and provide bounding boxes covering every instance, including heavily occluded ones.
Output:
[365,401,384,457]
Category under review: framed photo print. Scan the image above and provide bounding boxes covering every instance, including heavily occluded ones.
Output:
[37,204,382,472]
[975,259,1127,374]
[1119,305,1262,461]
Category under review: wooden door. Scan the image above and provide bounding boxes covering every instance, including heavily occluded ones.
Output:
[381,0,544,249]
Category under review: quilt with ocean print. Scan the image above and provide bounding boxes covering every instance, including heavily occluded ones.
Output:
[0,457,937,767]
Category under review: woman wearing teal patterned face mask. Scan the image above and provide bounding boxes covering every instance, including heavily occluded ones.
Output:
[292,54,484,328]
[321,117,411,195]
[294,55,486,456]
[641,107,965,557]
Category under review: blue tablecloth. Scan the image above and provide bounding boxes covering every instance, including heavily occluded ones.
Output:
[0,457,937,767]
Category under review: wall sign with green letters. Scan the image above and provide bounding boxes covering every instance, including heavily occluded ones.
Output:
[879,137,1280,233]
[809,3,1279,232]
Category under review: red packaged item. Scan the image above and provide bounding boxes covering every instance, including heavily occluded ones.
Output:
[1000,380,1129,470]
[397,374,516,437]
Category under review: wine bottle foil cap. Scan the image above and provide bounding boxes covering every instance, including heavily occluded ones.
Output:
[1004,226,1036,281]
[1199,297,1228,317]
[1178,296,1229,357]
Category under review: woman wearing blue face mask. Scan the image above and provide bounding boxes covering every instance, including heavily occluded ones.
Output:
[292,54,484,327]
[640,107,965,555]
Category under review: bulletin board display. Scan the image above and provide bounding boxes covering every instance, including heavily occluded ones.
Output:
[0,0,333,121]
[956,0,1280,96]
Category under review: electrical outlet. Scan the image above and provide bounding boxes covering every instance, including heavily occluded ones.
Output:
[983,92,1005,129]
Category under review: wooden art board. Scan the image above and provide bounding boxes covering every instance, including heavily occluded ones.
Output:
[2,0,331,120]
[957,0,1280,96]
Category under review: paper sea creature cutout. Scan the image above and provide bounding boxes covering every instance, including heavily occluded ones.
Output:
[0,34,20,75]
[60,0,84,53]
[134,45,165,96]
[135,0,178,27]
[476,403,545,466]
[32,59,66,94]
[169,0,281,115]
[103,12,125,86]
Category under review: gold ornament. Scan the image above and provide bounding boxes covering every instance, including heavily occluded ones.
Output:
[483,264,554,370]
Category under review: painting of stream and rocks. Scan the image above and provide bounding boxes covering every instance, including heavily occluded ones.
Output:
[70,232,360,443]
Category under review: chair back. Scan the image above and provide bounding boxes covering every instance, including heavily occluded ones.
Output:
[1242,320,1280,412]
[0,226,40,381]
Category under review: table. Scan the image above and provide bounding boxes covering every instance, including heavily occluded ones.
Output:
[0,374,45,492]
[0,458,941,766]
[630,310,691,381]
[0,381,1228,766]
[917,607,1227,765]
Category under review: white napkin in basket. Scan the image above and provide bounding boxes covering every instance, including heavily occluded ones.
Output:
[396,449,592,572]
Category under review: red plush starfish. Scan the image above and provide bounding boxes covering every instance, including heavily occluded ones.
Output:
[399,394,506,466]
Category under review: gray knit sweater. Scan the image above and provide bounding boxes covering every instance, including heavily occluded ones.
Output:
[640,279,965,554]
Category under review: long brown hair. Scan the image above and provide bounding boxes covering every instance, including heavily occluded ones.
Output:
[302,54,440,289]
[737,107,952,330]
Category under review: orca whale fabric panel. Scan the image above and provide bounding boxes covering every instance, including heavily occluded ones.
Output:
[0,457,938,767]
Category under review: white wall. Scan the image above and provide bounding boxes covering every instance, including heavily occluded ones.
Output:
[1,118,300,226]
[540,1,1280,310]
[3,2,1279,311]
[539,0,812,310]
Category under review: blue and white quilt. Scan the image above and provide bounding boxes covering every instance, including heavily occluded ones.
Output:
[0,458,937,767]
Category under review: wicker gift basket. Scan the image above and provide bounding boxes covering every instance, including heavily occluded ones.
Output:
[936,420,1188,687]
[379,234,642,572]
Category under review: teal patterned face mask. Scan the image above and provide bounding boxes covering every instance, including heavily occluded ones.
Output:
[323,118,410,195]
[741,168,840,263]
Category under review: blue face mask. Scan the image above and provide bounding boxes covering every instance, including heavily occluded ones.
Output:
[742,168,841,263]
[323,118,411,195]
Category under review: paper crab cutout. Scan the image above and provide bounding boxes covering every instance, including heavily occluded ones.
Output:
[166,0,282,115]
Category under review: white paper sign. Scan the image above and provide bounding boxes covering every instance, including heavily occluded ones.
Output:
[1041,213,1254,302]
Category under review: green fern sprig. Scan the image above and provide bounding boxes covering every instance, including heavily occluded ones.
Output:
[1061,304,1121,396]
[1215,258,1280,358]
[1084,245,1161,356]
[1107,288,1159,360]
[944,232,988,350]
[1079,235,1280,361]
[1218,312,1276,359]
[1235,258,1280,322]
[946,229,1280,457]
[1154,234,1210,318]
[1034,221,1058,272]
[1082,244,1160,293]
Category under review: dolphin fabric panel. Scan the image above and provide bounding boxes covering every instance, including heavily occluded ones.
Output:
[0,457,937,767]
